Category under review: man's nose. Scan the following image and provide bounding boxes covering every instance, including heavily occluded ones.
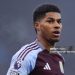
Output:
[54,22,61,29]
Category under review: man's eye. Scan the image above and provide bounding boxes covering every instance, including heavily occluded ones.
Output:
[57,20,62,24]
[46,20,54,23]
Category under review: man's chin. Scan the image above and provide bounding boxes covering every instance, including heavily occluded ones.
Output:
[53,38,60,42]
[48,38,60,43]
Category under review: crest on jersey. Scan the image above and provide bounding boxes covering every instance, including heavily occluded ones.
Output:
[14,60,21,69]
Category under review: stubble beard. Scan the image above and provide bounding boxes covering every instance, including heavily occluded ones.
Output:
[46,38,60,46]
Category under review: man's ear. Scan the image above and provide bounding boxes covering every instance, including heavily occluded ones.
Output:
[34,22,40,32]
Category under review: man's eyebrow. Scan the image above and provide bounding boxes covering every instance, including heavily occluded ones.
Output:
[47,17,61,20]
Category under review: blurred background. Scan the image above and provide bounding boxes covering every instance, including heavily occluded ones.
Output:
[0,0,75,75]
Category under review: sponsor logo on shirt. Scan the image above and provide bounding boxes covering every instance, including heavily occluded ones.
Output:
[43,63,51,70]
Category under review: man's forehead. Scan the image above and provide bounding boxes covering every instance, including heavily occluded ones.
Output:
[45,12,61,19]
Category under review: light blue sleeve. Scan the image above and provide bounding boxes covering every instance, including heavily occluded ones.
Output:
[6,52,34,75]
[6,45,42,75]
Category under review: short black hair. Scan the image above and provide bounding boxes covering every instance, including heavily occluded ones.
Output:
[33,4,61,23]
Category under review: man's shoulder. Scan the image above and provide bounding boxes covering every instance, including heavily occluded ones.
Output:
[12,41,42,61]
[10,41,43,71]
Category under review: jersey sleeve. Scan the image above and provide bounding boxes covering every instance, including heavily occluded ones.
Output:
[6,44,34,75]
[6,55,32,75]
[6,43,42,75]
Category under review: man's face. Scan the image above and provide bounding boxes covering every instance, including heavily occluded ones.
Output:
[35,12,62,42]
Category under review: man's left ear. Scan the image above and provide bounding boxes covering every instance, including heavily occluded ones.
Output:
[34,22,40,32]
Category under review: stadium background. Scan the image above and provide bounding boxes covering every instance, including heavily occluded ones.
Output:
[0,0,75,75]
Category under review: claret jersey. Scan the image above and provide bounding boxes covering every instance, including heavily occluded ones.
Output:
[7,40,64,75]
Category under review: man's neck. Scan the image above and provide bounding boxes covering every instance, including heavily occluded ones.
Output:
[37,36,55,51]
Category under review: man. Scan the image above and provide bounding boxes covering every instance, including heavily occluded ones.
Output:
[7,4,64,75]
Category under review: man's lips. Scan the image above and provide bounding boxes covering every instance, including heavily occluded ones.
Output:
[52,31,61,36]
[53,31,60,34]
